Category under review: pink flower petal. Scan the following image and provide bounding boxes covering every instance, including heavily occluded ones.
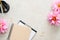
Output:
[51,20,55,24]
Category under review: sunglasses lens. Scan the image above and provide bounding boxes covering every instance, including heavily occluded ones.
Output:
[0,7,2,13]
[2,1,10,13]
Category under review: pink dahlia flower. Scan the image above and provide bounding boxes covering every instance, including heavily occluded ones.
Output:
[0,19,8,34]
[48,12,60,26]
[52,0,60,13]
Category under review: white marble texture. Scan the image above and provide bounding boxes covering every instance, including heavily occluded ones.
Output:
[0,0,60,40]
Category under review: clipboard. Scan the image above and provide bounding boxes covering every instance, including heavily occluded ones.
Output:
[7,20,37,40]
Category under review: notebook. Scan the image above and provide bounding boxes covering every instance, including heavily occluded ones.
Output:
[8,20,37,40]
[18,20,37,40]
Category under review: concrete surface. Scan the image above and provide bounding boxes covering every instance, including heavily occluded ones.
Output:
[0,0,60,40]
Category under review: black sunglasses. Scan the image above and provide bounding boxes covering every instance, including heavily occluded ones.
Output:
[0,0,10,13]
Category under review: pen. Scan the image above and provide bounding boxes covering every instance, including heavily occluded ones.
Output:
[7,24,14,40]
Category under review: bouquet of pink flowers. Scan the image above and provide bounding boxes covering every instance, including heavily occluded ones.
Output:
[48,0,60,26]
